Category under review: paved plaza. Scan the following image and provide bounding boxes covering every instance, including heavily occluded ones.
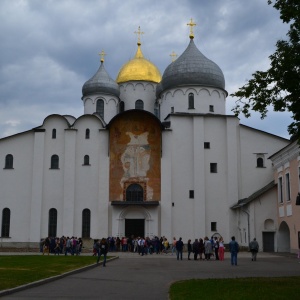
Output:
[1,251,300,299]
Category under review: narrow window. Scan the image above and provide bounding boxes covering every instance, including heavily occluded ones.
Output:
[50,155,59,169]
[154,102,159,118]
[52,129,56,139]
[48,208,57,237]
[278,177,283,203]
[1,208,10,237]
[285,173,291,201]
[211,222,217,231]
[188,93,194,109]
[135,100,144,110]
[119,101,125,113]
[204,142,210,149]
[257,157,264,168]
[210,163,217,173]
[126,184,143,202]
[171,107,174,113]
[83,155,90,165]
[189,190,194,199]
[4,154,13,169]
[96,99,104,118]
[209,105,214,112]
[82,209,91,238]
[85,129,90,139]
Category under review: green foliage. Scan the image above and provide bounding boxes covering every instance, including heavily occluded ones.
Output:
[169,277,300,300]
[0,255,97,291]
[231,0,300,140]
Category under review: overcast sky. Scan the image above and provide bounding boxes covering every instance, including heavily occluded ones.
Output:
[0,0,292,139]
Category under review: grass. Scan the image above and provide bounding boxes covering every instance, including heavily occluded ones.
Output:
[0,255,100,291]
[169,277,300,300]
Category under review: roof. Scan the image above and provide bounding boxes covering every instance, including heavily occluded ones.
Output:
[231,181,276,209]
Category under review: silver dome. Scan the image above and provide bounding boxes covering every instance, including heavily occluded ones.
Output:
[157,39,225,96]
[82,62,120,97]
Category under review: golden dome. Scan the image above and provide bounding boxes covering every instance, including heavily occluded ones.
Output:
[116,43,161,84]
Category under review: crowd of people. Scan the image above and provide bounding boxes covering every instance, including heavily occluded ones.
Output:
[41,236,83,255]
[92,235,227,260]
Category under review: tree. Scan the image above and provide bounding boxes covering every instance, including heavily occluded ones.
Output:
[231,0,300,141]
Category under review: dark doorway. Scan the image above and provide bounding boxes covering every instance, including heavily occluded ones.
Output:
[125,219,144,238]
[263,232,274,252]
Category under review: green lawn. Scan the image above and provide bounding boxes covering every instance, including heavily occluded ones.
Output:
[169,277,300,300]
[0,255,99,291]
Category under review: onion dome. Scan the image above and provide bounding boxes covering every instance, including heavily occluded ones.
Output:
[82,56,120,98]
[157,38,225,95]
[116,41,161,84]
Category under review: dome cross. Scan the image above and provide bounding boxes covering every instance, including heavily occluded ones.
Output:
[170,51,178,62]
[187,18,196,39]
[134,26,144,45]
[99,50,106,62]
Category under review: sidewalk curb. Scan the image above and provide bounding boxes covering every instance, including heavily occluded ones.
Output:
[0,256,119,297]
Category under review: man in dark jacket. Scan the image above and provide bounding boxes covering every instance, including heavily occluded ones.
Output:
[229,236,239,266]
[175,237,184,260]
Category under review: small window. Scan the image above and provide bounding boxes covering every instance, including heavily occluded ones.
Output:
[119,101,125,113]
[257,157,264,167]
[82,209,91,238]
[50,155,59,169]
[52,129,56,139]
[209,105,214,112]
[96,99,104,118]
[83,155,90,165]
[171,107,174,113]
[135,100,144,110]
[204,142,210,149]
[189,190,194,199]
[210,163,217,173]
[1,208,10,237]
[188,93,194,109]
[4,154,13,169]
[85,129,90,139]
[211,222,217,231]
[48,208,57,237]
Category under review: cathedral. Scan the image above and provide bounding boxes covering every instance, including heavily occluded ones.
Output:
[0,23,289,249]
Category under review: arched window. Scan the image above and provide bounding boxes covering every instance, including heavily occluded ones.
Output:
[83,155,90,165]
[50,155,59,169]
[135,100,144,110]
[48,208,57,237]
[1,208,10,237]
[4,154,13,169]
[85,129,90,139]
[96,99,104,118]
[82,209,91,238]
[119,101,125,113]
[52,129,56,139]
[257,157,264,168]
[188,93,194,109]
[126,184,144,202]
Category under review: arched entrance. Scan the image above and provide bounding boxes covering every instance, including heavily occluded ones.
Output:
[277,221,290,252]
[118,207,152,238]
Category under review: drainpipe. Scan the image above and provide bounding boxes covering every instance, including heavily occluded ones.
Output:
[241,208,250,245]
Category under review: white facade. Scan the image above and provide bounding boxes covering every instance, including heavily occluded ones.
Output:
[0,36,290,250]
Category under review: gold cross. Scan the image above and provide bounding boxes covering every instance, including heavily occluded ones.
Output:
[99,50,106,62]
[170,51,178,62]
[187,18,196,39]
[134,26,144,45]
